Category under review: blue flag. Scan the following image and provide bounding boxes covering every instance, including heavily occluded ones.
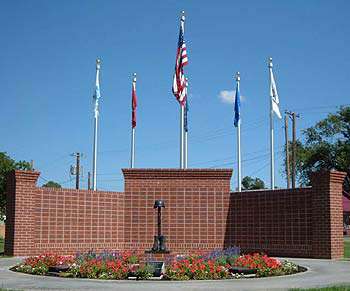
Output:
[234,81,240,127]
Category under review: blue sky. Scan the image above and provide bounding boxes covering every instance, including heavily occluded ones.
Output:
[1,0,350,191]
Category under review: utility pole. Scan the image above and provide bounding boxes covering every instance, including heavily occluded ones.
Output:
[286,111,300,188]
[284,115,291,188]
[76,153,80,190]
[88,171,91,190]
[70,153,82,190]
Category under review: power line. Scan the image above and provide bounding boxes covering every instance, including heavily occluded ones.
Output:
[189,147,270,167]
[98,116,268,156]
[208,150,282,168]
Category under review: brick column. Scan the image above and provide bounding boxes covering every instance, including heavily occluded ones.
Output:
[311,170,346,259]
[5,170,40,256]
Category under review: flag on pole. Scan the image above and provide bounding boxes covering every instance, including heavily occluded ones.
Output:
[234,77,241,127]
[269,62,282,119]
[172,13,188,105]
[132,74,137,128]
[93,60,101,118]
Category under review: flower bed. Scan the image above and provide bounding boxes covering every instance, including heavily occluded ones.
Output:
[12,249,303,280]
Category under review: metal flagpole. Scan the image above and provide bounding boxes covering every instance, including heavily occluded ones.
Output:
[92,58,101,191]
[180,104,184,169]
[268,57,275,190]
[235,72,242,192]
[130,73,136,168]
[184,78,188,169]
[179,10,186,169]
[131,128,135,168]
[184,118,188,169]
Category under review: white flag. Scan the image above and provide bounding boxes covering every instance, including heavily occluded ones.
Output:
[93,61,101,118]
[270,67,282,119]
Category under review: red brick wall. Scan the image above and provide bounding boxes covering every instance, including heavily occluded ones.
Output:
[4,169,346,259]
[5,170,124,256]
[34,187,124,254]
[122,169,232,253]
[225,188,313,257]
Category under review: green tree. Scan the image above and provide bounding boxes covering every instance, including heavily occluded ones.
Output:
[287,106,350,191]
[242,176,265,190]
[0,152,32,219]
[42,181,61,188]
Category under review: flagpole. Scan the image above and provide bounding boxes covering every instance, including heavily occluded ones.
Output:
[131,127,135,168]
[184,77,188,169]
[235,72,242,192]
[269,57,275,190]
[184,118,188,169]
[180,104,184,169]
[130,73,136,168]
[92,58,101,191]
[179,10,186,169]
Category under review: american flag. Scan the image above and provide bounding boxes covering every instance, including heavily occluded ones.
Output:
[172,14,188,105]
[132,74,137,128]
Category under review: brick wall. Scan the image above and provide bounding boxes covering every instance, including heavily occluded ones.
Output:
[225,188,313,257]
[122,169,232,253]
[4,169,346,259]
[5,171,124,256]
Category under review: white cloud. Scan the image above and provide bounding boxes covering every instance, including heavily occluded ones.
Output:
[218,90,246,104]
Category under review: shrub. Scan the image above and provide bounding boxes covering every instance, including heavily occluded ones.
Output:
[14,254,74,275]
[135,265,154,280]
[13,249,301,280]
[234,253,282,277]
[71,258,128,279]
[164,255,230,280]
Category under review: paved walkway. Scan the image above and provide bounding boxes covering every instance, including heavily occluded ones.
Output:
[0,257,350,291]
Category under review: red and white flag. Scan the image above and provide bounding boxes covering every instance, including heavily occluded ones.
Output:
[172,14,188,105]
[132,74,137,128]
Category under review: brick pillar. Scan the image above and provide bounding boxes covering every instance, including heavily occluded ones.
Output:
[5,170,40,256]
[311,170,346,259]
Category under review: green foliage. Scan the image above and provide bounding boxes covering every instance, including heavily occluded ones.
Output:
[242,176,265,190]
[42,181,62,188]
[0,236,3,253]
[135,264,154,280]
[15,262,48,275]
[345,240,350,259]
[285,106,350,187]
[0,152,31,219]
[127,254,139,264]
[290,286,350,291]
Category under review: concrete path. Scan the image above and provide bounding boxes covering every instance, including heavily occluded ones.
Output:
[0,257,350,291]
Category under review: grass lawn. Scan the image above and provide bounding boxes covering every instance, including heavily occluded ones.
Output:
[0,236,3,253]
[344,239,350,259]
[290,287,350,291]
